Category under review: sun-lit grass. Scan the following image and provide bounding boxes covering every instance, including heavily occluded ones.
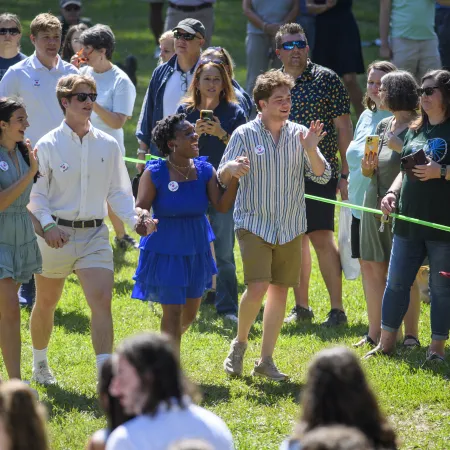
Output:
[4,1,450,449]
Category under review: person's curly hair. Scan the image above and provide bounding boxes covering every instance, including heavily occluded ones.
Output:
[151,114,186,156]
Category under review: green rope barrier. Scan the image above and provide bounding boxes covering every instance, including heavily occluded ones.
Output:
[122,155,450,233]
[305,194,450,234]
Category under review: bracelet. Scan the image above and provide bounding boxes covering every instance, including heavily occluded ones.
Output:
[340,173,348,180]
[43,223,57,232]
[217,170,228,190]
[137,148,147,155]
[385,190,398,199]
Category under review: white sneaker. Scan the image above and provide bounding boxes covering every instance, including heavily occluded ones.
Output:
[32,361,57,385]
[223,313,238,323]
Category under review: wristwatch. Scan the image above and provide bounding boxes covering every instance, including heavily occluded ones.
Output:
[340,173,348,180]
[441,164,447,180]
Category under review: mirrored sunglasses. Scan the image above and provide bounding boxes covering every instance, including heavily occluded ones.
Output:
[281,40,307,51]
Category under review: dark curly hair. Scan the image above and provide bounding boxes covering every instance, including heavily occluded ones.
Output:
[151,113,186,156]
[0,97,40,183]
[292,347,397,449]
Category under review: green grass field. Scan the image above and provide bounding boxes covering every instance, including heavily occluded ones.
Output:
[4,1,450,449]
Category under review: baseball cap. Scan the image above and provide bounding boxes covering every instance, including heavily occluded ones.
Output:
[173,18,205,38]
[60,0,82,8]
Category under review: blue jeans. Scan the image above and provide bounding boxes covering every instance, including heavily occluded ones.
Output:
[208,207,238,315]
[382,235,450,340]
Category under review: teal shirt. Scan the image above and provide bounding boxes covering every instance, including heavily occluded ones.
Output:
[347,109,392,218]
[390,0,437,40]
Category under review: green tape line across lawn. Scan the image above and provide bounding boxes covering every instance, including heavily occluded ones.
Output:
[123,155,450,233]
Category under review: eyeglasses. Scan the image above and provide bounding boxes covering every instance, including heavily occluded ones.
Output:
[198,58,224,66]
[67,93,98,102]
[417,86,439,96]
[64,4,81,11]
[0,28,20,36]
[174,30,200,41]
[281,40,307,51]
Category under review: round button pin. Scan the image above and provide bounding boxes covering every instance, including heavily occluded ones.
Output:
[168,181,179,192]
[0,161,9,171]
[255,144,265,155]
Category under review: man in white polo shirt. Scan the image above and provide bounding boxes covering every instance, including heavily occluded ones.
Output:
[28,74,139,385]
[0,12,78,307]
[0,12,78,147]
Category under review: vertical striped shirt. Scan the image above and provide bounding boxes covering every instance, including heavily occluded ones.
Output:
[218,116,331,245]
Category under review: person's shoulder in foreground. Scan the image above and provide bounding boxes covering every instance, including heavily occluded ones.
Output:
[106,403,234,450]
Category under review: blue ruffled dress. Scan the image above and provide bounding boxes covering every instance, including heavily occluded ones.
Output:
[131,157,217,305]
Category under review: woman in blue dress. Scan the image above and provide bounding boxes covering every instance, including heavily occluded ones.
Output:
[0,97,42,380]
[132,114,249,353]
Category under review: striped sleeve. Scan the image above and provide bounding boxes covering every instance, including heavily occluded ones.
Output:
[218,130,245,172]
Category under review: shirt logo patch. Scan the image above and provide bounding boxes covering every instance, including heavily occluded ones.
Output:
[168,181,179,192]
[255,144,265,155]
[33,79,40,87]
[59,162,69,172]
[0,161,9,171]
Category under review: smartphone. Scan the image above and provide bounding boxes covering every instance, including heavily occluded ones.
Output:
[200,110,214,121]
[76,49,87,64]
[364,135,379,156]
[314,0,327,4]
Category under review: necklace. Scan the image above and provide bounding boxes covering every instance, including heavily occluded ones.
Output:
[426,118,445,135]
[168,159,192,180]
[168,158,191,169]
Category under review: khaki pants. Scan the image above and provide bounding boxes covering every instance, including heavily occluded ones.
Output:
[164,5,214,48]
[392,37,441,81]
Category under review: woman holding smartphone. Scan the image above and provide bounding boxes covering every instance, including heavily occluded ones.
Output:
[177,60,246,322]
[358,71,421,349]
[366,69,450,364]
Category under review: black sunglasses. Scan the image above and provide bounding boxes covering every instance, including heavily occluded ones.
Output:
[198,58,224,66]
[174,30,200,41]
[67,93,98,102]
[64,4,81,11]
[0,27,20,36]
[417,86,439,97]
[281,40,307,51]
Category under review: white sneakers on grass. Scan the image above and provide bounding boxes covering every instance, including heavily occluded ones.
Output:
[32,361,57,386]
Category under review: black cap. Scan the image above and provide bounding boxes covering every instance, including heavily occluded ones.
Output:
[173,18,205,38]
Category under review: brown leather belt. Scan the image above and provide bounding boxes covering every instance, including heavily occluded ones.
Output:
[52,216,103,228]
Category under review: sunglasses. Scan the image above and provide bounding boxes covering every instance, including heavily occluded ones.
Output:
[64,4,81,11]
[174,30,200,41]
[198,58,224,66]
[0,28,20,36]
[281,40,307,51]
[67,93,98,102]
[417,86,439,96]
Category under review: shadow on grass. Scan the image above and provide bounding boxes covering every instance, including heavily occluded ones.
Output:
[113,247,136,272]
[114,279,135,296]
[241,377,303,404]
[281,321,368,342]
[198,383,231,406]
[54,308,90,334]
[43,384,101,419]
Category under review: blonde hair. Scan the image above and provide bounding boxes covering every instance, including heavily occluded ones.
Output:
[159,30,175,44]
[0,380,49,450]
[182,61,237,112]
[0,13,22,33]
[30,13,61,37]
[56,74,97,114]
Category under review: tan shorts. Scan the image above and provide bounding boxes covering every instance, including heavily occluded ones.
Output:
[236,229,303,287]
[37,224,113,279]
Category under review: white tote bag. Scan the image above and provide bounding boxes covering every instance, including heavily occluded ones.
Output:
[338,202,361,280]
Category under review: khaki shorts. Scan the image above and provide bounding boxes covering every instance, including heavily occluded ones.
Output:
[236,229,303,287]
[37,224,113,279]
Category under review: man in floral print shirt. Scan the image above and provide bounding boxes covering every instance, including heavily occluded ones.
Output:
[275,22,353,327]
